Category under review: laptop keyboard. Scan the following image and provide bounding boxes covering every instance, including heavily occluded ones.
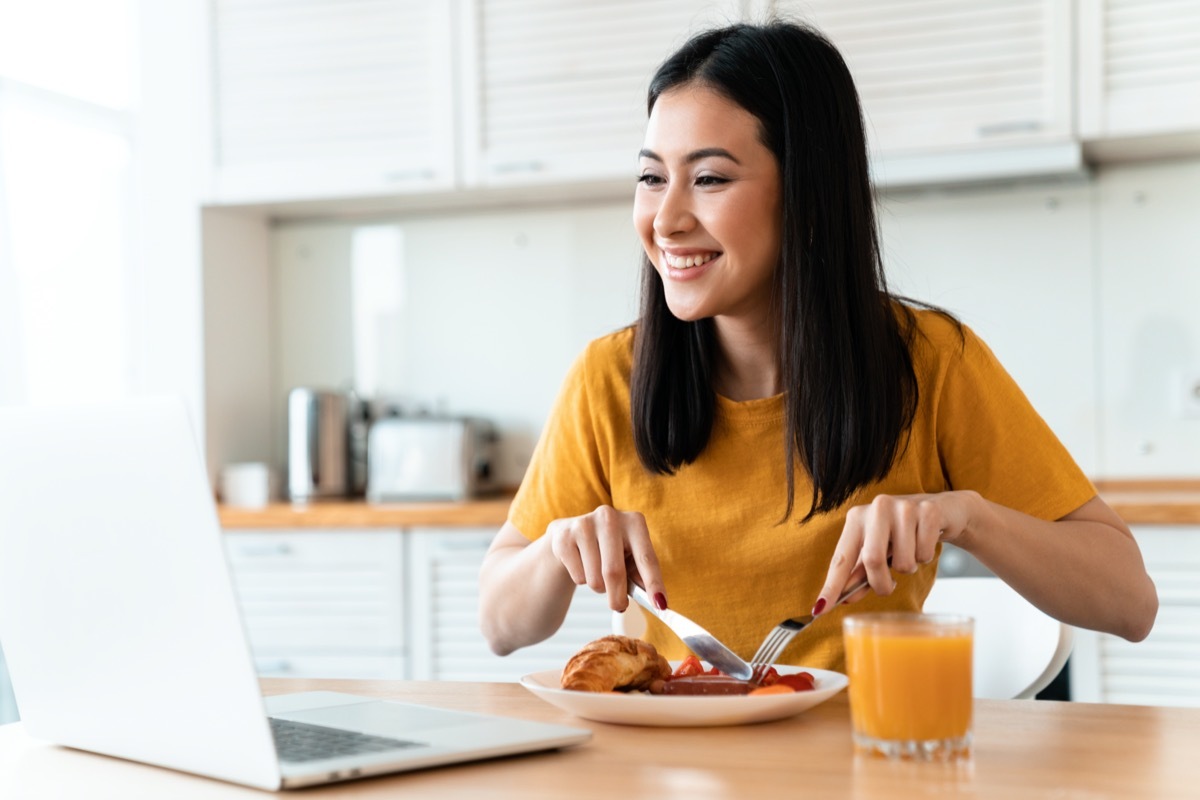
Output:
[269,717,425,764]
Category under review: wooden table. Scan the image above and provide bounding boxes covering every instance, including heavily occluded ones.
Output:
[1,678,1198,798]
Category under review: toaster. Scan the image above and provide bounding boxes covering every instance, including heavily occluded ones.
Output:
[366,416,497,502]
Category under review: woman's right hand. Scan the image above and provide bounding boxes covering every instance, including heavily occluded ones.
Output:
[546,505,667,614]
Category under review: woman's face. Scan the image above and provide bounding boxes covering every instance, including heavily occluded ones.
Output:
[633,83,782,326]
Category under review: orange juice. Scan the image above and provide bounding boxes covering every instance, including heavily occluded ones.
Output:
[843,613,973,758]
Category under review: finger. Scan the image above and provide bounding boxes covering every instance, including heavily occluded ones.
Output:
[889,500,919,575]
[624,512,667,610]
[860,498,896,595]
[814,506,867,615]
[840,561,873,604]
[575,511,607,593]
[598,514,630,612]
[915,499,944,564]
[549,519,587,586]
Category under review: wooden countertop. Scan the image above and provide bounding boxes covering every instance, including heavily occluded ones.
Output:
[3,678,1199,797]
[218,494,516,529]
[217,480,1200,529]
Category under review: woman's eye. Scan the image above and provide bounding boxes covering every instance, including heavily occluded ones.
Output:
[695,175,729,187]
[637,173,665,187]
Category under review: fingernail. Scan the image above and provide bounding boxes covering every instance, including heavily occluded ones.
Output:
[812,597,827,616]
[654,592,668,611]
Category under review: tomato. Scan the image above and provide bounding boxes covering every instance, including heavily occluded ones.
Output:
[706,665,722,676]
[748,684,795,696]
[775,672,815,692]
[757,667,781,686]
[673,655,705,677]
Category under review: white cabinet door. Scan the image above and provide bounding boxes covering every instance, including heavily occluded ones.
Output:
[1070,527,1200,706]
[209,0,457,204]
[1078,0,1200,149]
[224,529,407,678]
[775,0,1079,186]
[407,528,614,681]
[458,0,744,188]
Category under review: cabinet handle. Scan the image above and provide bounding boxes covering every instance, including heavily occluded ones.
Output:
[235,543,293,557]
[491,160,545,174]
[383,168,436,183]
[977,120,1043,137]
[255,659,293,673]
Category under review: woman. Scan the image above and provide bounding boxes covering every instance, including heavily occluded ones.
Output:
[478,21,1157,671]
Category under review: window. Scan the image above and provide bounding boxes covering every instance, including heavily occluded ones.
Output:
[0,0,138,725]
[0,0,137,405]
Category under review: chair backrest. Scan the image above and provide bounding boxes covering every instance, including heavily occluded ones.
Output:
[923,576,1074,700]
[614,575,1073,700]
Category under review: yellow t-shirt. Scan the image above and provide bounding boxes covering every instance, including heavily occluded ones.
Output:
[508,308,1096,672]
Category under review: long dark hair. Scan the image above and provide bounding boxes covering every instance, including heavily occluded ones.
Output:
[630,21,922,523]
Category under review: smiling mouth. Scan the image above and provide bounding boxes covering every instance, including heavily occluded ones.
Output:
[663,251,720,269]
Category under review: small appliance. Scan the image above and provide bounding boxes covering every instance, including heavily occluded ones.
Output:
[366,416,497,502]
[287,387,351,501]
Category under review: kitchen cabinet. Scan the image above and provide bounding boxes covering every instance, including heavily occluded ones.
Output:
[223,527,613,681]
[208,0,457,205]
[772,0,1081,186]
[207,0,743,206]
[223,529,408,679]
[1077,0,1200,160]
[457,0,742,188]
[406,528,613,681]
[1070,526,1200,707]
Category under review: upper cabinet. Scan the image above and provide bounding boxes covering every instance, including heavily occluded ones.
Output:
[773,0,1080,187]
[1078,0,1200,159]
[204,0,1200,209]
[457,0,742,188]
[209,0,457,204]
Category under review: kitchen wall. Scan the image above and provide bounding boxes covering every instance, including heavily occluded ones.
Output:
[257,154,1200,485]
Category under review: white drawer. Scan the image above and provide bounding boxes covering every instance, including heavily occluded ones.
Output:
[224,530,405,651]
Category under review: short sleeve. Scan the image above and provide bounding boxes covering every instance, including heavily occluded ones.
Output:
[934,324,1096,521]
[507,344,615,541]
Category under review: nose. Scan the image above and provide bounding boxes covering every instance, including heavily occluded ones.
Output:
[653,181,695,238]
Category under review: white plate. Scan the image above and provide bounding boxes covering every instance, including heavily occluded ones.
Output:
[519,663,848,727]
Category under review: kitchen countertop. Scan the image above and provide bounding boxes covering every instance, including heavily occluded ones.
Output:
[217,480,1200,529]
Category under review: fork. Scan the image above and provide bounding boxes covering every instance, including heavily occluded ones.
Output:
[748,575,872,684]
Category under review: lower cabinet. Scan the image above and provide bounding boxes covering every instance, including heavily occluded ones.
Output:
[223,529,408,679]
[406,528,613,681]
[223,527,613,682]
[1070,527,1200,707]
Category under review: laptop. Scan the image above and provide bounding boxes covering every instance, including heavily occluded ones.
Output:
[0,397,589,790]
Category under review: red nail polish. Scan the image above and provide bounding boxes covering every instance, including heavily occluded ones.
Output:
[654,592,668,611]
[812,597,827,616]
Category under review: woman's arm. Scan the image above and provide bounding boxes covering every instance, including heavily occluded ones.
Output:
[816,492,1158,642]
[478,508,668,656]
[478,523,577,656]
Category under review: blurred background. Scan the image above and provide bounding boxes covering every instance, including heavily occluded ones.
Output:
[2,0,1199,720]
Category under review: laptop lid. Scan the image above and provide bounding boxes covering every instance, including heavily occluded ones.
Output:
[0,398,282,790]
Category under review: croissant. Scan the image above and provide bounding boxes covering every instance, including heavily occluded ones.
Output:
[561,635,672,692]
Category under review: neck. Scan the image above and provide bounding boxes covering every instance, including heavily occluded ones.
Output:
[713,315,780,401]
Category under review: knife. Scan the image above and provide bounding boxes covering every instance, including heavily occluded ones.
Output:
[627,580,753,681]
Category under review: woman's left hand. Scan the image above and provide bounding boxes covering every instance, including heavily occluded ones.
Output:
[812,490,982,615]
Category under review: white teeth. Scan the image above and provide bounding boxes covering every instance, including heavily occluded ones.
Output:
[664,252,719,269]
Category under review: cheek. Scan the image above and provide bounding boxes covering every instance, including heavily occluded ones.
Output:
[632,200,657,247]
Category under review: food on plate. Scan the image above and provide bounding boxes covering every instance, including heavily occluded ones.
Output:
[649,675,753,695]
[560,641,817,696]
[560,635,672,692]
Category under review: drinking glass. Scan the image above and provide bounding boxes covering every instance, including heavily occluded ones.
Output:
[843,613,974,761]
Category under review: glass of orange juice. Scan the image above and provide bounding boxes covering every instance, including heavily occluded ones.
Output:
[843,612,974,761]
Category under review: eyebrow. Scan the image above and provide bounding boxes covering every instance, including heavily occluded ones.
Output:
[638,147,742,165]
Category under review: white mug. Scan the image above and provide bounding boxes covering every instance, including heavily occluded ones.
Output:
[220,462,272,508]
